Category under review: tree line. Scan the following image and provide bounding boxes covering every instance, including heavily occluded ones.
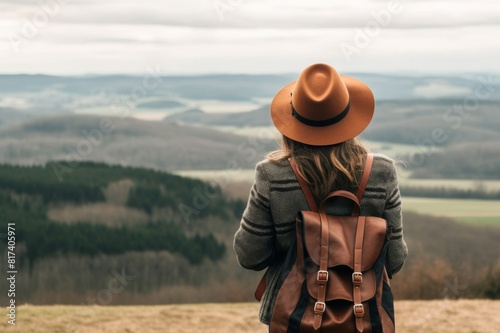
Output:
[0,161,244,219]
[0,162,247,268]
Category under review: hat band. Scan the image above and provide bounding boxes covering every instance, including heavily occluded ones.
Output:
[291,100,351,127]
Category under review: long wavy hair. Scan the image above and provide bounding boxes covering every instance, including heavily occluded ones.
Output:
[267,135,369,205]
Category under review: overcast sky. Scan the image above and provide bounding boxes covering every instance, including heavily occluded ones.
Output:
[0,0,499,75]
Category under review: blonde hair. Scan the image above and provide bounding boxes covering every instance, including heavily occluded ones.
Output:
[267,136,368,205]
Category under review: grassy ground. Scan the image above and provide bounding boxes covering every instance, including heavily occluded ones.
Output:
[398,177,500,192]
[401,197,500,226]
[454,216,500,226]
[3,301,499,333]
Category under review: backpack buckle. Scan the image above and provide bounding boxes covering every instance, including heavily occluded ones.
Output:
[352,272,363,286]
[314,301,326,314]
[317,270,329,284]
[353,304,364,317]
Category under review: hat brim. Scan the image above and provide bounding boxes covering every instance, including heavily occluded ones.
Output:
[270,75,375,146]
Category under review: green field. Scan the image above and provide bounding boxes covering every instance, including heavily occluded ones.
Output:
[454,216,500,225]
[401,197,500,217]
[402,197,500,226]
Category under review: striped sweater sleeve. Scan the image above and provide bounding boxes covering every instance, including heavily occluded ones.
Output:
[233,161,276,271]
[383,160,408,275]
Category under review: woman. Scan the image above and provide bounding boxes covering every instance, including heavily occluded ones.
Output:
[233,63,408,328]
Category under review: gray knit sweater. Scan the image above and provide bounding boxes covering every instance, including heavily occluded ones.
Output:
[233,153,408,325]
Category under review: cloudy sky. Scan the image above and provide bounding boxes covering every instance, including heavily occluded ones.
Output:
[0,0,499,75]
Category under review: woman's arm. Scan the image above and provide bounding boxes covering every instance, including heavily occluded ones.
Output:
[233,161,276,271]
[383,160,408,275]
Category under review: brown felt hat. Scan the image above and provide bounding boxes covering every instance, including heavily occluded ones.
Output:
[270,63,375,146]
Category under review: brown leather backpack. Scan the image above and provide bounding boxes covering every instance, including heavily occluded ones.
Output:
[262,153,395,333]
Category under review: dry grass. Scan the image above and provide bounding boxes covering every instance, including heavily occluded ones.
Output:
[5,300,499,333]
[46,178,150,227]
[47,203,149,227]
[103,179,134,205]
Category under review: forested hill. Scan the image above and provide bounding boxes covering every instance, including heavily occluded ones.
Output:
[0,162,245,266]
[0,114,277,170]
[1,161,500,305]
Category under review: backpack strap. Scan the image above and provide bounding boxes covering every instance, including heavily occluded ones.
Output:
[313,209,330,330]
[352,154,373,332]
[353,215,367,333]
[254,273,267,301]
[356,153,374,202]
[289,157,319,212]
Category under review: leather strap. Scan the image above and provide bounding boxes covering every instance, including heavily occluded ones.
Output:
[352,154,372,332]
[353,215,367,333]
[289,157,319,212]
[313,210,330,330]
[254,272,267,301]
[356,153,374,202]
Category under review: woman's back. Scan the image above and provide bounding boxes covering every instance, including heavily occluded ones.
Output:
[234,153,407,324]
[233,63,408,329]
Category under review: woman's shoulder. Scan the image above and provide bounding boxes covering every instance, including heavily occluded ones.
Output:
[370,153,400,184]
[255,158,295,181]
[257,157,289,167]
[372,153,397,169]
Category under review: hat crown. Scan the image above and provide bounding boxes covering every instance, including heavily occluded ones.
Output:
[291,64,349,121]
[270,62,374,146]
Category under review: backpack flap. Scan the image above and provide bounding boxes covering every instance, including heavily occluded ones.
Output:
[298,212,387,302]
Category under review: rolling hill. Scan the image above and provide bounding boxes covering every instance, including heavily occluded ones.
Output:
[164,99,500,145]
[1,102,499,180]
[165,98,500,180]
[0,114,278,170]
[1,72,498,181]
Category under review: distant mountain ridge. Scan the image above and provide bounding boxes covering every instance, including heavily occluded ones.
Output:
[1,72,499,125]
